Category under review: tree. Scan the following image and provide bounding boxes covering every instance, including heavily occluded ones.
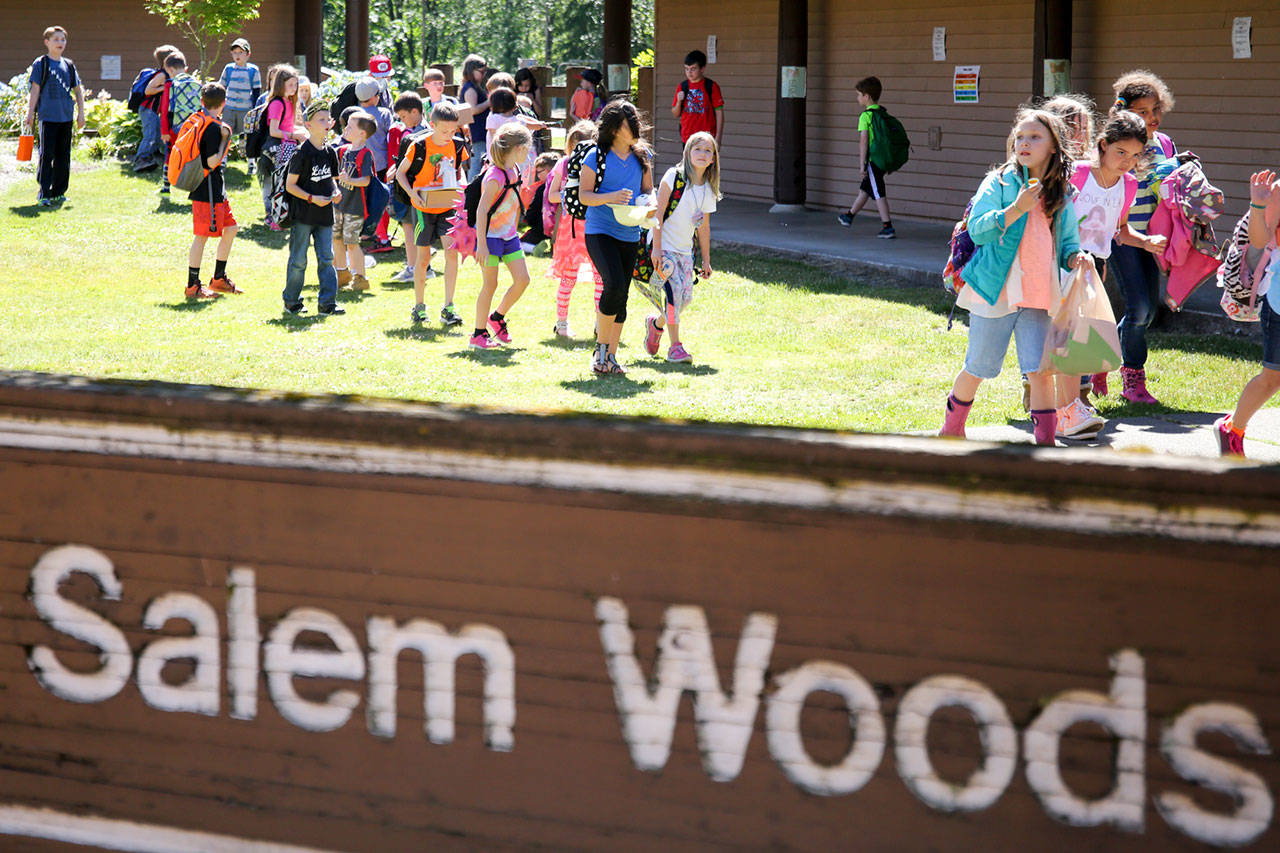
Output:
[144,0,263,77]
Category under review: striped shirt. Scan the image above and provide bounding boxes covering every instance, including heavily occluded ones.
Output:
[219,62,261,111]
[1126,132,1175,235]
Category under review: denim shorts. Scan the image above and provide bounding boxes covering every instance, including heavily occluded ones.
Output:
[964,308,1050,379]
[1263,299,1280,371]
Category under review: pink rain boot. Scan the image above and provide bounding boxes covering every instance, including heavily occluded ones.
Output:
[940,394,972,438]
[1030,409,1057,446]
[1091,372,1109,397]
[1120,366,1159,405]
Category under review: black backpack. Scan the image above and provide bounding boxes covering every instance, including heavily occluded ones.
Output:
[678,77,715,114]
[393,130,466,207]
[561,142,605,221]
[464,161,524,228]
[244,97,282,160]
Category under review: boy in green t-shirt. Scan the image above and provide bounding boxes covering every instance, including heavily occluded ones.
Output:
[837,76,894,239]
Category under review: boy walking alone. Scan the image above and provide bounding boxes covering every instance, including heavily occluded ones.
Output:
[282,102,345,316]
[185,83,241,299]
[218,38,261,170]
[837,76,895,239]
[24,26,85,206]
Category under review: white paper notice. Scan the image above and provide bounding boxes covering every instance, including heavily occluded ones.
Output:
[707,35,717,64]
[100,55,121,81]
[781,66,806,99]
[932,28,946,62]
[607,63,629,93]
[1233,17,1252,59]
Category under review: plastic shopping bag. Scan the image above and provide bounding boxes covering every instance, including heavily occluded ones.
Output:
[1040,262,1122,376]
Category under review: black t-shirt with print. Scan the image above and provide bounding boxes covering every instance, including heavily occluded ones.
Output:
[287,140,339,227]
[188,118,230,203]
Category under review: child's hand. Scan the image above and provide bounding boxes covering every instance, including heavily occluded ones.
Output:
[476,243,489,265]
[331,188,342,204]
[699,262,713,279]
[1069,252,1091,270]
[1250,170,1278,207]
[652,251,666,279]
[610,188,633,205]
[1144,234,1168,254]
[1013,180,1042,214]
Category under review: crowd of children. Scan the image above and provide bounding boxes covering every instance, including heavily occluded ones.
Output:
[20,30,1280,457]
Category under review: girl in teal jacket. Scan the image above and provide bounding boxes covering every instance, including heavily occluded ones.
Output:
[941,108,1090,445]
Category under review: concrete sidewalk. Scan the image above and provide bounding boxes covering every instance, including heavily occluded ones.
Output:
[714,197,1280,463]
[713,198,1230,317]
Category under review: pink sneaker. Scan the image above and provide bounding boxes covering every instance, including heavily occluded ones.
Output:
[487,314,513,344]
[1120,366,1159,405]
[644,315,663,356]
[469,331,501,350]
[1214,415,1245,457]
[667,343,692,363]
[1091,372,1109,397]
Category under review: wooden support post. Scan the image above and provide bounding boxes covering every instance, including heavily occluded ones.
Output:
[532,66,552,120]
[294,0,323,81]
[1033,0,1072,98]
[637,65,654,144]
[345,0,370,74]
[773,0,807,211]
[603,0,632,97]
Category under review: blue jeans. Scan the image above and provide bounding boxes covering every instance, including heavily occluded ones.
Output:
[1109,241,1160,369]
[283,222,338,309]
[468,139,487,180]
[134,107,163,166]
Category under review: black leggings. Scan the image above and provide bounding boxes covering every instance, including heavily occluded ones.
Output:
[586,233,638,323]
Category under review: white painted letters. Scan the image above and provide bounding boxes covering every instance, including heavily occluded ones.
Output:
[894,675,1017,811]
[1024,649,1146,833]
[596,597,777,782]
[1156,702,1273,847]
[226,567,260,720]
[264,608,366,732]
[766,661,885,796]
[136,593,220,716]
[366,617,516,751]
[27,545,132,703]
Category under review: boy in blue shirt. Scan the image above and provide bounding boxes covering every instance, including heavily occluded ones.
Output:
[218,37,262,174]
[24,26,85,206]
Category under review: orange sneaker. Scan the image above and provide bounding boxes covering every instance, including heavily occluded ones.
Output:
[184,282,221,299]
[209,276,243,294]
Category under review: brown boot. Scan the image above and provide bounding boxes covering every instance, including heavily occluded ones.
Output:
[336,268,352,288]
[351,274,370,292]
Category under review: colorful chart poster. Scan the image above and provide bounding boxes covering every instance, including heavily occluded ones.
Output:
[954,65,979,103]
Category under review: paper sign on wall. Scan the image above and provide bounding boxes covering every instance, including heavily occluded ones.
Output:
[100,55,121,81]
[781,66,806,99]
[707,35,717,64]
[607,63,629,93]
[932,28,946,61]
[954,65,979,103]
[1233,17,1252,59]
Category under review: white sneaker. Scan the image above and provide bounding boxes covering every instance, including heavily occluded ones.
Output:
[1056,398,1105,438]
[553,319,572,338]
[364,254,378,269]
[391,265,415,282]
[424,266,437,279]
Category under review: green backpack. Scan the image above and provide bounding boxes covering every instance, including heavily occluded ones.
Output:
[869,107,910,174]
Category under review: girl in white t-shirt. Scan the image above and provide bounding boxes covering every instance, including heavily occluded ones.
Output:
[1053,111,1150,436]
[644,132,721,363]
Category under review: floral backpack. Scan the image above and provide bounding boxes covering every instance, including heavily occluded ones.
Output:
[1216,208,1275,323]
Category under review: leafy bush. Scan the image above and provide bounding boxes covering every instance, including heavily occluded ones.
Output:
[1,70,33,134]
[84,96,141,158]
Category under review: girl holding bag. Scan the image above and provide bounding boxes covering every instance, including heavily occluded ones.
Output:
[1056,111,1150,438]
[939,108,1089,445]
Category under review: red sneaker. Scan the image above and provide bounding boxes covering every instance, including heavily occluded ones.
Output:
[208,276,243,294]
[184,282,221,299]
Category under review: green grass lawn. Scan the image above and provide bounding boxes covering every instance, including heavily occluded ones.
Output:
[0,154,1268,433]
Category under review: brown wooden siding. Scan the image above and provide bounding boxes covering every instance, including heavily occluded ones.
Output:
[656,0,1280,224]
[0,376,1276,849]
[0,0,296,98]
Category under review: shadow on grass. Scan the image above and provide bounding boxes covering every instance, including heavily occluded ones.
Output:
[539,335,596,351]
[7,203,45,218]
[265,314,327,331]
[235,222,290,250]
[446,347,520,365]
[156,299,219,312]
[336,289,376,303]
[630,360,719,376]
[560,376,655,399]
[384,325,449,342]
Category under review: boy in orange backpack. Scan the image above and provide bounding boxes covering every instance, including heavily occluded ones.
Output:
[181,82,240,299]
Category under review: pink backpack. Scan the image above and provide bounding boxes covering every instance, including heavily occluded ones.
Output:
[1069,162,1138,216]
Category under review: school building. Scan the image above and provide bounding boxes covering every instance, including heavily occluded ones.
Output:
[0,0,316,96]
[651,0,1279,222]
